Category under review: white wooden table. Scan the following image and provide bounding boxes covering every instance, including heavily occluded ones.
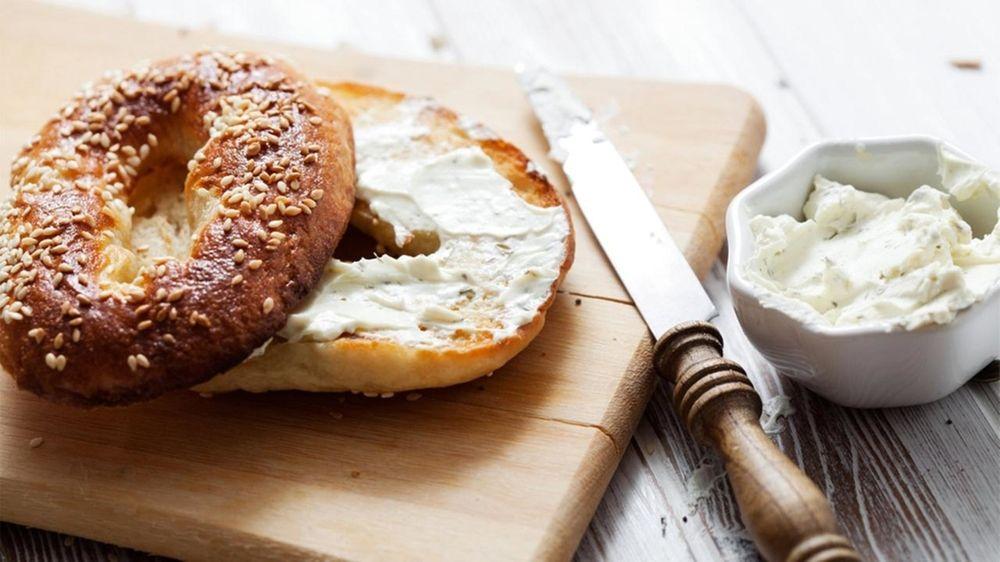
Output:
[3,1,999,560]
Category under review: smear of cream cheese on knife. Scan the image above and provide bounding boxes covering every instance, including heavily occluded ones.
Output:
[280,99,570,348]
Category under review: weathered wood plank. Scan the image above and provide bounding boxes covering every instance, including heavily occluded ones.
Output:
[6,1,999,561]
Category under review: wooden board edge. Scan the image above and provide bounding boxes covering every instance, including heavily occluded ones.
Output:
[0,477,321,562]
[593,84,764,451]
[686,85,766,278]
[538,89,764,558]
[531,425,623,561]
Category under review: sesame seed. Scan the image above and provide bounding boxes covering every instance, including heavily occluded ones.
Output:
[231,274,244,286]
[136,354,150,368]
[262,297,274,314]
[234,249,245,264]
[167,288,185,302]
[221,175,235,187]
[53,333,64,349]
[127,355,138,372]
[137,320,153,331]
[248,259,262,270]
[147,133,158,147]
[28,328,45,343]
[29,437,44,449]
[308,116,322,125]
[45,353,58,369]
[72,329,80,342]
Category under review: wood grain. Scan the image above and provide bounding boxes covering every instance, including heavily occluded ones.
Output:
[0,1,763,560]
[653,322,857,561]
[6,0,1000,561]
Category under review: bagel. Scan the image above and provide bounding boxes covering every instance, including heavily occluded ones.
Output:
[0,52,356,406]
[196,82,574,394]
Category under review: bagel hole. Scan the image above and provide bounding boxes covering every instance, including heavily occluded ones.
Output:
[333,225,382,262]
[346,201,441,258]
[333,223,441,263]
[128,160,197,263]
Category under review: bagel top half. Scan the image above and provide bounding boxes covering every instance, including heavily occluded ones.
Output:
[197,82,574,395]
[0,51,355,406]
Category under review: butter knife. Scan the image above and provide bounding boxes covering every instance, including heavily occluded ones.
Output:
[518,66,860,562]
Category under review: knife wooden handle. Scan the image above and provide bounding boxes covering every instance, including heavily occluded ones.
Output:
[653,321,860,562]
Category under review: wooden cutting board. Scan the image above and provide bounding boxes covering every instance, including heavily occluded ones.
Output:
[0,1,764,560]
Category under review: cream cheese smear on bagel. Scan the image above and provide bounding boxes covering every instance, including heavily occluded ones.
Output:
[745,148,1000,330]
[196,85,573,395]
[280,104,570,347]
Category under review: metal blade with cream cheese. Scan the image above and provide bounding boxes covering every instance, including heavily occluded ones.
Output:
[517,66,716,337]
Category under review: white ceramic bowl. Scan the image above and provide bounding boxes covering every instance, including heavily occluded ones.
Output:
[726,136,1000,408]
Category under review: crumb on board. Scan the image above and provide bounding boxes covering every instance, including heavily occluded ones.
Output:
[29,437,44,449]
[330,412,344,419]
[429,34,449,51]
[406,392,422,401]
[575,298,582,306]
[350,470,361,478]
[950,58,982,70]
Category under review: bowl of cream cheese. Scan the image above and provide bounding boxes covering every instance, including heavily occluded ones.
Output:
[727,136,1000,407]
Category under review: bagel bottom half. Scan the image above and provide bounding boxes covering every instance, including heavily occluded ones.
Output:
[195,82,574,394]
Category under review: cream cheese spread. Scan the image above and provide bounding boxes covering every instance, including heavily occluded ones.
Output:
[745,158,1000,330]
[279,99,570,348]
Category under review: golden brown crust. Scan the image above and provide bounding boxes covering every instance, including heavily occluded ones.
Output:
[196,81,574,395]
[0,52,355,406]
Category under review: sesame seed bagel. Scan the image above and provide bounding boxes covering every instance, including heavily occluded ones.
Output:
[0,52,355,406]
[196,82,573,395]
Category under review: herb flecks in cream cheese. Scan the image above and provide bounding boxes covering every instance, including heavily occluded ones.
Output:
[280,100,570,347]
[745,170,1000,330]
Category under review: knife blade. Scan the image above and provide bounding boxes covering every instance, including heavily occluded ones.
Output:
[517,66,858,562]
[516,65,716,338]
